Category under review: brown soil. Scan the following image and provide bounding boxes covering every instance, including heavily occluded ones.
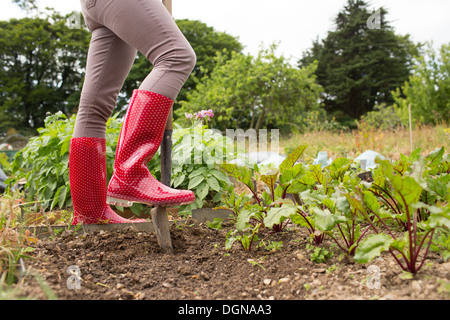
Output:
[14,218,450,301]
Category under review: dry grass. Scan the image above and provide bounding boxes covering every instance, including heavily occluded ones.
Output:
[280,124,449,163]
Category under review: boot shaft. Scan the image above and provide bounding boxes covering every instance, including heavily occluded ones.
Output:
[115,90,174,172]
[69,137,108,215]
[107,90,195,207]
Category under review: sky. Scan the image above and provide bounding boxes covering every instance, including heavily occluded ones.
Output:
[1,0,449,61]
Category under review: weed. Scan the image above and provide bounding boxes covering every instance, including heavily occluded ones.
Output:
[306,244,333,263]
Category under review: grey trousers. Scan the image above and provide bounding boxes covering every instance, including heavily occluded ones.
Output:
[73,0,196,139]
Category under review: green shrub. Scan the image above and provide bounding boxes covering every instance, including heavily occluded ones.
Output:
[359,103,404,131]
[171,121,234,215]
[6,112,233,216]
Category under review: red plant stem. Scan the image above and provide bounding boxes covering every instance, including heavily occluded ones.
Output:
[357,209,379,234]
[297,211,315,235]
[388,249,408,271]
[399,193,415,270]
[357,225,372,245]
[413,208,418,258]
[392,247,413,272]
[350,220,355,245]
[370,185,402,216]
[250,189,261,205]
[367,208,396,239]
[281,186,288,199]
[337,223,350,248]
[315,233,325,244]
[416,229,435,273]
[328,234,348,253]
[370,189,400,216]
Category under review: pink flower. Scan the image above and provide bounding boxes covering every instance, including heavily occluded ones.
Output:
[187,109,214,121]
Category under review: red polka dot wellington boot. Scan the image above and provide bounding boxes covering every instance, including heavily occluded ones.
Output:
[69,137,147,225]
[106,90,195,207]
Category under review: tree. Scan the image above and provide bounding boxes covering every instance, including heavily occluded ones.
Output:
[121,19,243,114]
[11,0,37,12]
[179,44,324,133]
[300,0,418,124]
[0,12,90,133]
[392,43,450,125]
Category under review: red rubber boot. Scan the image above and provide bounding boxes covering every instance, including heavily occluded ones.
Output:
[69,137,147,225]
[107,90,195,207]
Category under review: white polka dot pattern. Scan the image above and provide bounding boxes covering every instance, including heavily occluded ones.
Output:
[107,90,195,207]
[69,137,147,225]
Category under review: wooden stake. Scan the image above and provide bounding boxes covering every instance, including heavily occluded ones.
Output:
[162,0,172,15]
[408,104,413,153]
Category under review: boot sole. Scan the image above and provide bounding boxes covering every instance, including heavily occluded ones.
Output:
[106,196,194,208]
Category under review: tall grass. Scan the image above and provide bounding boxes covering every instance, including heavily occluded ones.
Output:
[0,192,59,299]
[0,193,35,285]
[281,123,449,163]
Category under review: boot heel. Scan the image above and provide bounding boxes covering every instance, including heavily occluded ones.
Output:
[107,197,134,207]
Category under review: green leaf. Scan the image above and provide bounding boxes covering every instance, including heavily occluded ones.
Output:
[279,145,308,173]
[210,169,229,183]
[363,190,381,214]
[130,203,144,215]
[279,163,305,186]
[427,206,450,229]
[236,209,255,231]
[354,233,393,264]
[391,233,407,253]
[260,170,279,193]
[426,174,450,201]
[196,181,209,200]
[50,185,66,210]
[312,207,346,231]
[188,175,205,189]
[328,157,352,181]
[189,167,208,179]
[301,189,327,206]
[425,147,445,167]
[262,190,273,205]
[221,163,255,192]
[58,186,67,209]
[310,164,327,186]
[206,175,221,192]
[172,174,186,188]
[390,175,423,214]
[335,195,351,217]
[265,205,297,229]
[225,230,238,250]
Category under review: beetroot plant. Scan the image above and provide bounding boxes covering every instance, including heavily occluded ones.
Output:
[220,145,310,250]
[353,152,449,275]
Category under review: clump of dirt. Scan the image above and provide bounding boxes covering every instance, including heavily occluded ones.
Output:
[14,219,450,300]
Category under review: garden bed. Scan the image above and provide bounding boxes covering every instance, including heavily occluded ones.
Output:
[15,218,450,300]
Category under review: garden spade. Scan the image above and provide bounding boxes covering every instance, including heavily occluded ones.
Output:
[150,0,174,254]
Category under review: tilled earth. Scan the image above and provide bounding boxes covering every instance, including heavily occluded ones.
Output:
[15,219,450,300]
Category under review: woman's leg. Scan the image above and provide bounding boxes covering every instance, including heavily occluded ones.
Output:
[89,0,196,100]
[74,0,196,138]
[71,0,196,223]
[69,28,145,224]
[80,0,196,207]
[73,26,137,139]
[70,2,140,224]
